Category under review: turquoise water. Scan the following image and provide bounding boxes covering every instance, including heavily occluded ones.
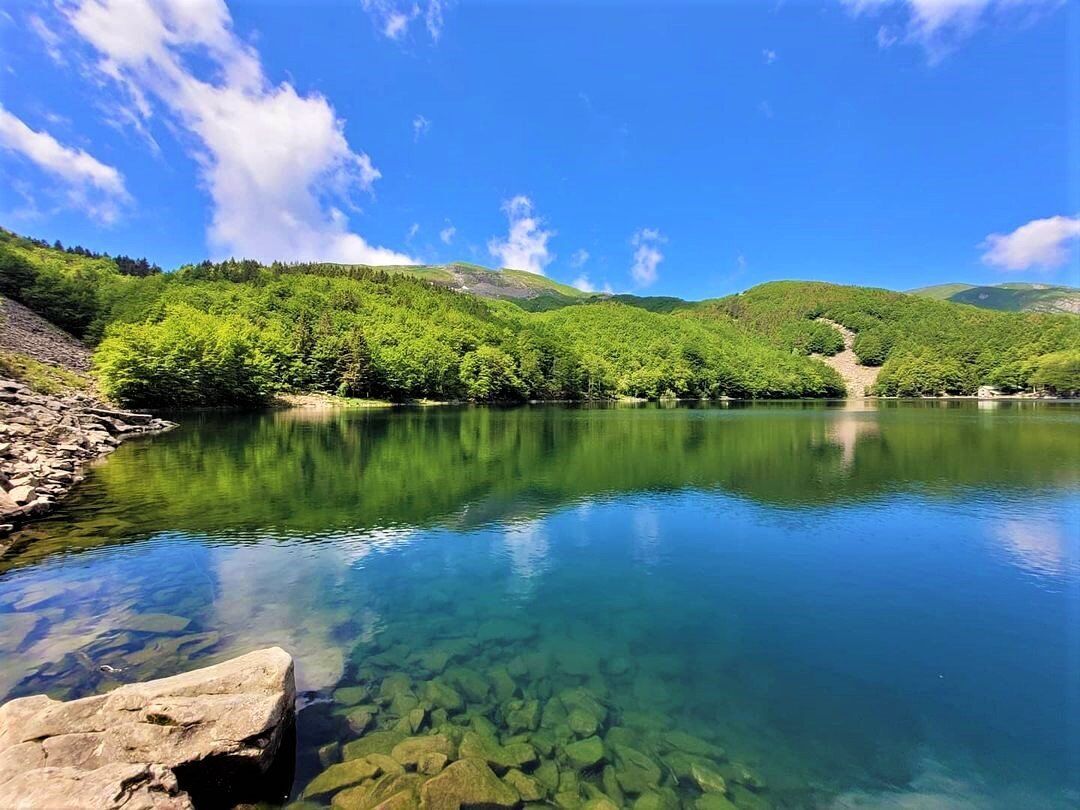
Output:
[0,402,1077,808]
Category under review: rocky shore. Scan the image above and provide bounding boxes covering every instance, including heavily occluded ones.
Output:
[0,647,296,810]
[0,295,175,540]
[0,378,176,538]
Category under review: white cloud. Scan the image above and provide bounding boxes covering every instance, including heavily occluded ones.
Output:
[64,0,415,265]
[488,195,554,275]
[0,103,128,223]
[630,228,665,287]
[572,275,595,293]
[980,215,1080,271]
[762,48,777,64]
[412,114,431,140]
[406,222,419,240]
[758,100,774,118]
[842,0,1062,61]
[570,248,589,268]
[439,223,456,244]
[29,15,64,64]
[362,1,446,42]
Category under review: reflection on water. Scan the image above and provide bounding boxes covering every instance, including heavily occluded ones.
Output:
[0,402,1077,808]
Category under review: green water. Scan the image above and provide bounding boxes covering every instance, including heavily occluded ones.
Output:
[0,402,1077,808]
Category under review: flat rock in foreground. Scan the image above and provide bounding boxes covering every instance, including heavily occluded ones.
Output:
[0,647,296,810]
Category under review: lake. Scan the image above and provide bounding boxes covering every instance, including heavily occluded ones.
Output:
[0,402,1077,808]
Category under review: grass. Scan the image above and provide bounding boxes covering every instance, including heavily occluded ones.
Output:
[0,351,93,395]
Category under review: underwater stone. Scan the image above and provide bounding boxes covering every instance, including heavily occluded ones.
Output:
[554,790,585,808]
[331,772,423,810]
[505,698,540,734]
[529,727,557,756]
[378,673,412,701]
[727,762,765,791]
[583,797,620,810]
[690,760,728,794]
[534,759,560,793]
[318,741,341,768]
[631,789,680,810]
[419,757,520,810]
[345,705,377,734]
[342,730,407,760]
[567,707,599,737]
[114,612,191,634]
[458,730,537,772]
[663,730,724,758]
[333,686,369,706]
[601,765,624,806]
[446,667,490,703]
[407,707,427,733]
[390,734,454,768]
[423,680,464,712]
[612,744,662,794]
[695,795,738,810]
[489,667,517,702]
[388,690,419,717]
[728,785,770,810]
[417,751,448,775]
[366,753,405,776]
[302,757,380,798]
[563,735,605,769]
[503,767,546,801]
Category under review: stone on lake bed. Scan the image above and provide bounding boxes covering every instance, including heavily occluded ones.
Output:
[564,735,605,769]
[568,707,600,737]
[690,760,728,794]
[613,744,662,794]
[333,685,369,705]
[342,729,407,760]
[423,679,464,711]
[366,752,405,776]
[664,729,724,758]
[390,733,454,767]
[331,772,424,810]
[505,697,541,734]
[504,767,546,801]
[345,705,377,734]
[318,741,341,767]
[419,757,520,810]
[584,797,620,810]
[459,730,538,771]
[302,756,380,798]
[418,750,449,775]
[378,673,412,700]
[696,795,739,810]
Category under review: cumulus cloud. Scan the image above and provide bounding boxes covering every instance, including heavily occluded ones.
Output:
[569,248,589,268]
[842,0,1062,61]
[980,215,1080,271]
[412,114,430,140]
[60,0,413,265]
[630,228,665,287]
[0,103,128,223]
[488,195,554,275]
[362,1,446,42]
[439,223,456,244]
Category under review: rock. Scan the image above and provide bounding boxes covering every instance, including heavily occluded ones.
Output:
[334,685,370,705]
[534,758,560,793]
[6,485,33,505]
[584,798,620,810]
[458,730,537,772]
[419,757,520,810]
[563,736,605,769]
[332,772,424,810]
[504,767,546,801]
[695,795,738,810]
[0,647,295,810]
[613,744,662,795]
[366,753,405,776]
[342,730,407,761]
[114,613,191,634]
[417,750,448,775]
[446,667,489,703]
[302,757,380,798]
[568,707,599,737]
[345,705,378,734]
[505,698,540,734]
[390,734,454,767]
[690,760,728,793]
[423,680,464,712]
[664,730,724,758]
[378,673,412,701]
[318,741,341,767]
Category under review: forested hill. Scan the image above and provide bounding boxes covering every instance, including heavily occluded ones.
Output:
[909,282,1080,315]
[1,228,1076,406]
[690,281,1078,397]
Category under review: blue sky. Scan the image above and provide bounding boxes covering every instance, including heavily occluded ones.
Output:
[0,0,1076,300]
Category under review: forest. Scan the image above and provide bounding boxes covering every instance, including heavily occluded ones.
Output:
[1,229,1076,406]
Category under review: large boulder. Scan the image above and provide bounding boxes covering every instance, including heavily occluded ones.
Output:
[0,647,296,809]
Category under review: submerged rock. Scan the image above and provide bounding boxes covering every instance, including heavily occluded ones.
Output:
[303,757,380,798]
[419,757,520,809]
[0,647,295,810]
[563,735,605,769]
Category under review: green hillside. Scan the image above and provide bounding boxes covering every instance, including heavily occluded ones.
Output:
[910,282,1080,315]
[693,281,1079,396]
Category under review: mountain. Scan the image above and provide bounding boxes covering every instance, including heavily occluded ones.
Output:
[909,282,1080,315]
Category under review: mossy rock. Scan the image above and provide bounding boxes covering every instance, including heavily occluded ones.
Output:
[664,730,724,759]
[503,768,545,801]
[345,706,377,735]
[631,789,680,810]
[725,763,766,791]
[342,730,407,760]
[729,784,771,810]
[529,727,557,757]
[505,698,541,735]
[388,691,419,717]
[489,667,517,702]
[419,757,520,810]
[378,673,413,701]
[534,759,560,793]
[418,751,449,775]
[407,707,427,733]
[563,735,605,769]
[318,741,341,767]
[458,730,537,772]
[691,760,728,794]
[601,765,624,806]
[583,798,620,810]
[423,680,464,712]
[696,795,739,810]
[365,753,405,776]
[567,707,599,738]
[557,687,607,725]
[302,757,380,798]
[446,667,490,703]
[331,772,424,810]
[333,685,370,706]
[612,744,662,795]
[390,734,455,767]
[554,790,585,809]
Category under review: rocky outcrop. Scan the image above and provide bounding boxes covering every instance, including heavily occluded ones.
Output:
[0,647,296,810]
[0,378,176,536]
